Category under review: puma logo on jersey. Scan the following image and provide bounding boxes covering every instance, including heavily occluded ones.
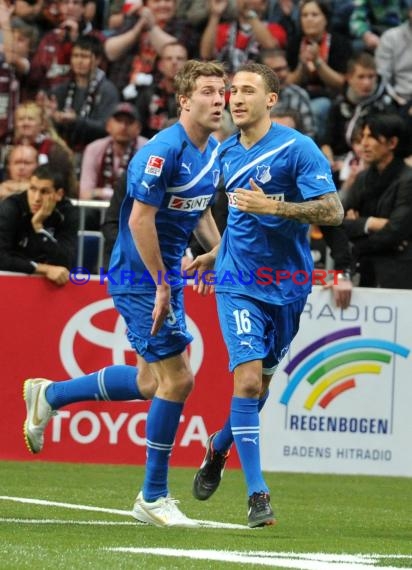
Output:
[241,436,258,445]
[181,162,192,174]
[240,339,254,350]
[142,181,155,192]
[316,173,330,182]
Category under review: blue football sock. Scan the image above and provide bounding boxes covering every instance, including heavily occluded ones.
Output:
[143,397,183,501]
[230,396,269,496]
[213,390,270,454]
[45,365,144,409]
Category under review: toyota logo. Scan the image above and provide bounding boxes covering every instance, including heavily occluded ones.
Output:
[60,298,204,377]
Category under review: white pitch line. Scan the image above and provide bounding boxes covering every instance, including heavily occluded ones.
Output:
[106,548,412,570]
[0,518,138,526]
[0,495,131,516]
[0,496,250,530]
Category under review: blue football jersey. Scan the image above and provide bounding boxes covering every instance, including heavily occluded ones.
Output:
[215,123,337,304]
[108,122,220,293]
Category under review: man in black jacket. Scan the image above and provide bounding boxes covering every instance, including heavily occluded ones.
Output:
[343,113,412,288]
[0,164,79,285]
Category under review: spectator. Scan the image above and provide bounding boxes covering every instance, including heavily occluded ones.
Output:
[80,102,147,201]
[79,100,147,253]
[13,0,43,25]
[9,17,39,100]
[200,0,287,74]
[265,0,300,46]
[0,163,79,285]
[329,0,354,35]
[12,101,78,197]
[0,144,38,201]
[287,0,353,141]
[48,35,119,159]
[338,123,366,198]
[0,8,37,141]
[28,0,106,95]
[176,0,237,30]
[260,48,316,138]
[321,51,399,178]
[375,2,412,105]
[105,0,198,95]
[349,0,408,52]
[270,106,304,131]
[342,113,412,288]
[132,40,188,138]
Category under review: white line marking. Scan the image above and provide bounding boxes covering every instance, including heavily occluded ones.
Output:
[1,495,410,568]
[0,518,138,526]
[106,548,412,569]
[0,495,131,516]
[0,496,250,529]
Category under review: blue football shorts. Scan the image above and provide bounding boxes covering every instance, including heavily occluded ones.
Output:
[216,292,307,373]
[112,287,193,363]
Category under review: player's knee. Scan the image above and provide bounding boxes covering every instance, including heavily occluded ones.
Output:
[162,370,194,401]
[234,372,261,399]
[176,370,194,398]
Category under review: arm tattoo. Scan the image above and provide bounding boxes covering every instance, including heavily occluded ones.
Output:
[275,192,344,226]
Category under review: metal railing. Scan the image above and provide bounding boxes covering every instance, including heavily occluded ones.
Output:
[71,199,110,271]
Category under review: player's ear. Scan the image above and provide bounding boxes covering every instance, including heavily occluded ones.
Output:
[268,92,278,110]
[54,188,64,202]
[179,94,190,112]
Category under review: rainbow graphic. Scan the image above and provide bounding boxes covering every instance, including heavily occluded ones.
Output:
[280,327,409,410]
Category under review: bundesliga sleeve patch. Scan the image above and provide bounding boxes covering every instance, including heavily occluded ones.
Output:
[145,155,165,176]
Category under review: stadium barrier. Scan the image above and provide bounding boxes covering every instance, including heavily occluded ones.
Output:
[70,199,110,271]
[1,273,411,477]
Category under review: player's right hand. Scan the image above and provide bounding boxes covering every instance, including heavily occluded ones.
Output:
[151,284,171,336]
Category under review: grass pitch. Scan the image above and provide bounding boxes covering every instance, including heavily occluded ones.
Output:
[0,460,411,569]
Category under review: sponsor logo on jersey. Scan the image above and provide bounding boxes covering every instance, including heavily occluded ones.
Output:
[168,194,212,211]
[227,192,284,207]
[266,193,285,201]
[145,155,165,176]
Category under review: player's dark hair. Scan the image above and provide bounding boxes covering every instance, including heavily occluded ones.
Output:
[236,63,280,95]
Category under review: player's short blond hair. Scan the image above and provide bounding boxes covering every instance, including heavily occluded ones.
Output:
[174,60,227,110]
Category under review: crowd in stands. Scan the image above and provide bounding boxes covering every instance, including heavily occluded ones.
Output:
[1,0,412,288]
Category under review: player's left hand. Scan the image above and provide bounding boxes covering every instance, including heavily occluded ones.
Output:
[235,179,275,215]
[186,251,216,296]
[323,277,352,309]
